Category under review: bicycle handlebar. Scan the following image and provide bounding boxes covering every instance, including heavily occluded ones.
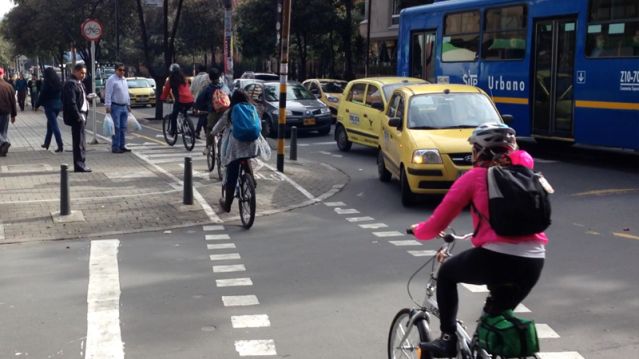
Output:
[406,228,472,243]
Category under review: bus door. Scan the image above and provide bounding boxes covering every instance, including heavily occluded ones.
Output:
[410,30,437,83]
[532,17,576,139]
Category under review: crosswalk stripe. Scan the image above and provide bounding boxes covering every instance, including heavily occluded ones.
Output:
[231,314,271,328]
[206,234,231,240]
[514,303,531,313]
[207,243,236,250]
[210,253,241,261]
[372,231,404,238]
[216,278,253,287]
[388,240,422,246]
[213,264,246,273]
[234,339,277,356]
[335,208,360,214]
[536,323,560,338]
[359,223,388,229]
[537,352,584,359]
[324,201,346,207]
[407,250,437,257]
[345,216,374,222]
[203,225,225,231]
[222,295,260,307]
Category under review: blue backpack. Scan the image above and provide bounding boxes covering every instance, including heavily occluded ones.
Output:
[231,103,261,142]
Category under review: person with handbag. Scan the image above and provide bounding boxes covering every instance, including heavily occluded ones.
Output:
[105,64,132,153]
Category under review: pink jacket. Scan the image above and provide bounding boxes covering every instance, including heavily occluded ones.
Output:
[413,151,548,247]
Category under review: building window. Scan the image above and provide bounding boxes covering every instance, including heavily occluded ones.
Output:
[482,5,527,60]
[392,0,401,26]
[443,11,480,62]
[587,0,639,57]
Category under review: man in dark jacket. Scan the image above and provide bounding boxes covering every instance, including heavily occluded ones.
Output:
[0,67,18,157]
[62,64,92,172]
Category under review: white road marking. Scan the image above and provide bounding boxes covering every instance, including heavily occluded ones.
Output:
[389,240,422,246]
[203,225,225,231]
[234,339,277,356]
[345,216,374,222]
[535,158,559,164]
[85,240,124,359]
[213,264,246,273]
[210,253,241,261]
[319,151,331,155]
[216,278,253,287]
[408,250,437,257]
[222,295,260,307]
[359,223,388,229]
[332,154,343,158]
[536,323,561,338]
[514,303,531,313]
[231,314,271,328]
[206,234,231,241]
[324,201,346,207]
[207,243,236,250]
[258,161,316,200]
[461,284,489,293]
[537,352,584,359]
[334,208,360,214]
[372,231,404,238]
[0,224,4,241]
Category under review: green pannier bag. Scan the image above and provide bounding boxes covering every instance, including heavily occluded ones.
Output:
[476,310,539,357]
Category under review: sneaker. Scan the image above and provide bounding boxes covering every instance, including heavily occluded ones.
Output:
[419,333,457,358]
[0,142,10,156]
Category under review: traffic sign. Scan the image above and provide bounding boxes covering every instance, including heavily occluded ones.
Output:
[81,19,103,42]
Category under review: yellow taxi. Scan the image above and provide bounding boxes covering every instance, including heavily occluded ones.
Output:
[335,77,427,151]
[126,77,156,107]
[302,79,347,120]
[377,84,505,205]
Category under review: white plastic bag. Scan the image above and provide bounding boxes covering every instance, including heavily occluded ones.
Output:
[257,134,272,161]
[127,113,142,132]
[103,113,115,137]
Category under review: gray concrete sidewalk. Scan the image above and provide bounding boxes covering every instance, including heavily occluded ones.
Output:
[0,110,348,243]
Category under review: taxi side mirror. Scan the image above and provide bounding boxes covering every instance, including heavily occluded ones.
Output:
[388,117,402,129]
[501,114,514,124]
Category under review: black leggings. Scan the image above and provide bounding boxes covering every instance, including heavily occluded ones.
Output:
[437,247,544,334]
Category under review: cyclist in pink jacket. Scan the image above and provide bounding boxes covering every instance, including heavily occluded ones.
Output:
[412,123,547,357]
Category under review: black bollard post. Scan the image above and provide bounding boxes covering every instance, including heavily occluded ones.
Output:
[183,157,193,205]
[60,164,70,216]
[290,126,297,161]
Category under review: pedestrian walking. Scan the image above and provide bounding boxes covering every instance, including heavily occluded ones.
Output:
[36,67,64,152]
[190,64,210,138]
[105,63,131,153]
[62,64,92,172]
[15,74,28,111]
[28,74,42,110]
[0,67,18,157]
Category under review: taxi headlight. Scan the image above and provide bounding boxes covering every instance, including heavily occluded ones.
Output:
[412,149,442,164]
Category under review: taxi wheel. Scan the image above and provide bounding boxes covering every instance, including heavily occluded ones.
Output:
[377,150,391,182]
[335,125,352,152]
[400,166,414,207]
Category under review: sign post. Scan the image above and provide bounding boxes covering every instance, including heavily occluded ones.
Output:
[81,19,103,145]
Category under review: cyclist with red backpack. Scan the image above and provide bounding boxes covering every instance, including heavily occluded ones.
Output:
[194,67,230,149]
[212,89,261,212]
[410,123,549,357]
[160,64,194,135]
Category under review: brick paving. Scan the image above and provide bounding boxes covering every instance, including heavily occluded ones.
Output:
[0,110,348,243]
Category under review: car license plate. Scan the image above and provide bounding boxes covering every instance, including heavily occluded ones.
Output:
[303,117,316,126]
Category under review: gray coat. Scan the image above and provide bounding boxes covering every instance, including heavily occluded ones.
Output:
[212,108,260,166]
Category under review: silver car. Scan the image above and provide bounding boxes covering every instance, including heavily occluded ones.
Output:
[244,81,332,137]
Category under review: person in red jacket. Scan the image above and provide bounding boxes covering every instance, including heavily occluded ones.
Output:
[160,63,194,135]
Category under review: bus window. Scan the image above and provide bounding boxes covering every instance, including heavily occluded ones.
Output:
[482,5,527,60]
[587,0,639,57]
[442,11,480,62]
[411,31,436,81]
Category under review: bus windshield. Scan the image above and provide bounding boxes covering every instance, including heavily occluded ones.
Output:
[407,93,501,129]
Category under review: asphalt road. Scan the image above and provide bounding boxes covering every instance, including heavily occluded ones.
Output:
[1,105,638,358]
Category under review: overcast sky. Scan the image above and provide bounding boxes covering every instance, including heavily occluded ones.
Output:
[0,0,16,19]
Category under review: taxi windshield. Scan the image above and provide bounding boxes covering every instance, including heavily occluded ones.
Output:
[407,93,501,129]
[127,79,150,88]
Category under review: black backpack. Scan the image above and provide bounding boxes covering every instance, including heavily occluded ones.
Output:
[474,165,552,237]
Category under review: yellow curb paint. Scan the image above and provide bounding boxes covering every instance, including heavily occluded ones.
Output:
[613,232,639,241]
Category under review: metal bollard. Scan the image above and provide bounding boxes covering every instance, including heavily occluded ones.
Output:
[60,164,70,216]
[290,126,298,161]
[183,157,193,205]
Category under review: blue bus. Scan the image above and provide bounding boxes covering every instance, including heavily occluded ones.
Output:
[397,0,639,150]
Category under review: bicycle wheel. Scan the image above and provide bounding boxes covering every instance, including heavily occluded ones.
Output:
[238,166,256,229]
[206,143,215,172]
[163,114,178,146]
[388,308,432,359]
[216,137,224,180]
[181,114,196,151]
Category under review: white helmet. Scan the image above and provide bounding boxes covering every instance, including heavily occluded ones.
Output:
[169,63,181,73]
[468,122,517,159]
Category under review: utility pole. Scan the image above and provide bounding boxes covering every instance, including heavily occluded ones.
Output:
[365,0,372,77]
[115,0,120,61]
[277,0,291,172]
[222,0,234,88]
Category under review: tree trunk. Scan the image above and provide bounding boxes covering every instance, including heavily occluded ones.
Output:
[342,0,354,80]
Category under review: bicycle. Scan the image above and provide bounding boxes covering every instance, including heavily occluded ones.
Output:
[387,230,537,359]
[221,158,256,229]
[206,128,224,180]
[162,101,196,151]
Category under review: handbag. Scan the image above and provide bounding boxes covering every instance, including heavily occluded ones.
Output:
[476,310,539,357]
[257,134,272,161]
[102,113,115,137]
[127,113,142,132]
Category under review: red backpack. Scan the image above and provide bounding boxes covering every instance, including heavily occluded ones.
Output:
[212,88,230,112]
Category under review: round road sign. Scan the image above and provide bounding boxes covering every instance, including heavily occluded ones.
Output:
[81,19,103,42]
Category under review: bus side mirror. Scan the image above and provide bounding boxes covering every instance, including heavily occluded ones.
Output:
[501,114,514,124]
